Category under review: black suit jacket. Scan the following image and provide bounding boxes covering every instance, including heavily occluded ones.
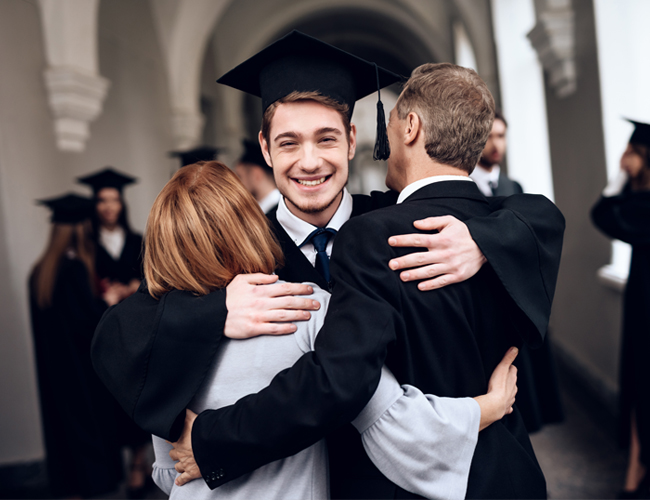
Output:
[493,173,523,197]
[91,188,563,495]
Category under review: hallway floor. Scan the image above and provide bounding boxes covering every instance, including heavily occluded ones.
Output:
[531,392,628,500]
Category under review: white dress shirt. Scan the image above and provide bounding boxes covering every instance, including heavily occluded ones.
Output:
[470,165,500,197]
[276,188,353,266]
[397,175,474,204]
[99,226,126,260]
[259,188,282,214]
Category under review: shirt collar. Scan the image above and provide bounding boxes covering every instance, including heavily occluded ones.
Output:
[259,188,282,214]
[470,164,500,197]
[396,175,473,204]
[276,188,353,247]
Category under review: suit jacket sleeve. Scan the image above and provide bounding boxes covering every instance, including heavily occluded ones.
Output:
[465,194,565,347]
[192,216,403,489]
[591,189,650,245]
[91,283,228,440]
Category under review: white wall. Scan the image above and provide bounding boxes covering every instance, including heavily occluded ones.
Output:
[491,0,554,201]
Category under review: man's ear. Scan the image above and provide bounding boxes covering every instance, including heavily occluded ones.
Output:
[348,123,357,161]
[404,112,420,146]
[258,131,273,167]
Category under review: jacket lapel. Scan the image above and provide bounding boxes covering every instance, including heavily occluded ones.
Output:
[267,210,329,290]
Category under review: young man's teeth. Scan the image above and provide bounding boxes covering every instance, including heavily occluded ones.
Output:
[297,177,326,186]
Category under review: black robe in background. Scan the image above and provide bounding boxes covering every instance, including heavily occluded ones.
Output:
[95,230,143,285]
[592,186,650,467]
[30,257,123,498]
[95,229,149,448]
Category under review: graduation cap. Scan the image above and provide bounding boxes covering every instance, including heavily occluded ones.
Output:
[37,193,95,224]
[77,168,137,195]
[217,30,403,161]
[626,119,650,148]
[238,139,271,173]
[169,146,221,168]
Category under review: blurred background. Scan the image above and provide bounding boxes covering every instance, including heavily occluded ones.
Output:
[0,0,648,498]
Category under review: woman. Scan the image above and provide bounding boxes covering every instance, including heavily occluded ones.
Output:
[77,167,143,300]
[77,167,151,498]
[592,119,650,499]
[29,193,123,498]
[142,161,519,499]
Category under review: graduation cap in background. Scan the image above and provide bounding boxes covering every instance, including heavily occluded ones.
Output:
[238,139,271,173]
[626,118,650,148]
[77,168,137,195]
[37,193,95,224]
[217,30,403,161]
[169,146,221,168]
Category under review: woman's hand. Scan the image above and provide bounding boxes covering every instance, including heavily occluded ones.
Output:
[474,347,518,431]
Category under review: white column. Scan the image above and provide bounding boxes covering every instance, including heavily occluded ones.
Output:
[491,0,555,201]
[593,0,650,287]
[38,0,110,152]
[453,21,478,72]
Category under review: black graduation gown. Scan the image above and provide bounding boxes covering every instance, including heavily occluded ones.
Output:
[591,187,650,467]
[30,257,123,497]
[95,230,143,285]
[91,189,564,496]
[489,176,565,433]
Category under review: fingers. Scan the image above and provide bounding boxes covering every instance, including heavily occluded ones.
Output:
[265,296,321,310]
[236,273,279,285]
[416,274,461,291]
[169,449,180,461]
[265,282,314,298]
[389,250,444,272]
[500,346,519,366]
[412,215,456,231]
[175,469,200,487]
[388,233,437,250]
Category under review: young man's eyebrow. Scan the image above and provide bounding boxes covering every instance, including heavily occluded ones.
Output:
[273,131,300,142]
[317,127,342,136]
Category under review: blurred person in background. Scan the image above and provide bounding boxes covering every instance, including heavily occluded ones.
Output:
[234,138,281,213]
[77,168,142,300]
[29,194,123,498]
[78,168,152,498]
[592,119,650,499]
[170,146,220,169]
[471,110,564,434]
[470,110,523,196]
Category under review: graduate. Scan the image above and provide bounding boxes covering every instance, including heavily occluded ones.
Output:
[234,138,281,214]
[29,194,123,498]
[77,168,142,298]
[170,146,220,168]
[592,119,650,499]
[92,31,564,498]
[78,168,151,498]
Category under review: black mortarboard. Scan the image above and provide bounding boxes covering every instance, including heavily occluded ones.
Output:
[217,30,403,160]
[239,139,271,173]
[169,146,220,167]
[77,168,137,195]
[37,193,95,224]
[626,118,650,148]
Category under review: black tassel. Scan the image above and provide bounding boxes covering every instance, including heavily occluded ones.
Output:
[373,63,390,161]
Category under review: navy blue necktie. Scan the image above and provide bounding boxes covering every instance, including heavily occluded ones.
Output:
[488,180,498,196]
[301,228,337,283]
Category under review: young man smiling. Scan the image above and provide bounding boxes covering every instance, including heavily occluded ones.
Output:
[92,31,564,498]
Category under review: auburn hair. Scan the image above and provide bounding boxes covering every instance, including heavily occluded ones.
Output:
[144,161,284,299]
[31,220,97,309]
